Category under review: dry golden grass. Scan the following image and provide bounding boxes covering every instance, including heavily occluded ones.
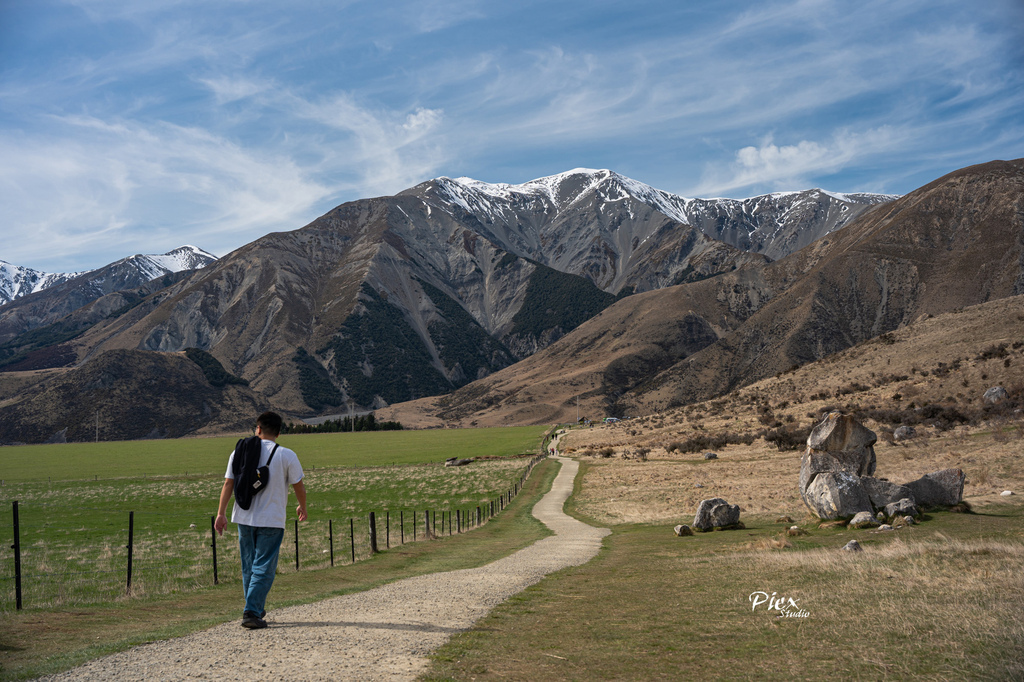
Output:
[561,296,1024,525]
[563,420,1024,526]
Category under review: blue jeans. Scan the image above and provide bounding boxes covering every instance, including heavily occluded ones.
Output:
[237,524,284,616]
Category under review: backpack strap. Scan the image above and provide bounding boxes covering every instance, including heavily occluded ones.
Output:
[266,443,279,466]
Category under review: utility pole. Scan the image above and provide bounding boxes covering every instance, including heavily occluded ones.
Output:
[95,411,99,443]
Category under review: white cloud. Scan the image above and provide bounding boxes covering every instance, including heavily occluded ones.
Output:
[0,116,333,269]
[692,128,900,197]
[196,76,270,104]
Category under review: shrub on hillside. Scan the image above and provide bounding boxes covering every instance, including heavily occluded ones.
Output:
[763,425,812,451]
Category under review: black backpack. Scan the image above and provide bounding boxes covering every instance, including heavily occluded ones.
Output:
[232,436,279,510]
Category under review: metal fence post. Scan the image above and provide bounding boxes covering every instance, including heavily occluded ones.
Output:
[12,501,22,610]
[369,512,378,554]
[349,518,355,563]
[210,515,219,585]
[126,511,134,595]
[329,519,334,567]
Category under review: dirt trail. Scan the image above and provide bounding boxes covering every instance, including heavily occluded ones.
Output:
[39,457,608,681]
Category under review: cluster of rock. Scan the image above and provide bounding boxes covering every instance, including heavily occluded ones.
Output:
[444,457,474,467]
[799,412,965,522]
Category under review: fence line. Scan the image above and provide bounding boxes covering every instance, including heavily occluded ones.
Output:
[2,454,547,610]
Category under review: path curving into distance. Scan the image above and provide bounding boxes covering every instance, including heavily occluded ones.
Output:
[39,457,609,681]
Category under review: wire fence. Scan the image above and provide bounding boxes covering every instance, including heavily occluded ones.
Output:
[1,454,545,611]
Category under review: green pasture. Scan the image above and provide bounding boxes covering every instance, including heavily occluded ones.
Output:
[0,458,561,681]
[0,426,550,611]
[0,425,549,482]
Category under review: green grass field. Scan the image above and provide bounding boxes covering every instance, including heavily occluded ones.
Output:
[0,425,548,482]
[0,458,562,681]
[0,426,549,611]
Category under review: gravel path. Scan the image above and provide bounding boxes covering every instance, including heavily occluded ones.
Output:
[39,456,608,681]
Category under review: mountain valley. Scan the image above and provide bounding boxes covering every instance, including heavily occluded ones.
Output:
[1,161,1021,444]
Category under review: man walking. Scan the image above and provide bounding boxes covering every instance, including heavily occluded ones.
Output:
[215,411,307,629]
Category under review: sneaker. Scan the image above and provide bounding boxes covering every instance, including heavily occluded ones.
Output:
[241,611,267,629]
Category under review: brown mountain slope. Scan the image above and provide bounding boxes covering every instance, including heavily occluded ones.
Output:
[381,159,1024,426]
[629,158,1024,413]
[558,293,1024,526]
[378,264,777,427]
[0,349,261,444]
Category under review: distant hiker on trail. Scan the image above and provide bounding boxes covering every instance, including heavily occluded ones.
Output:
[215,411,307,629]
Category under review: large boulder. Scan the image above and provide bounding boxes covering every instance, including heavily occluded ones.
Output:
[798,412,965,521]
[693,498,742,531]
[799,413,877,519]
[905,468,966,507]
[806,412,877,477]
[803,470,873,520]
[861,477,915,509]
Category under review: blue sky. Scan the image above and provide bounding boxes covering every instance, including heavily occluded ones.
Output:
[2,0,1023,272]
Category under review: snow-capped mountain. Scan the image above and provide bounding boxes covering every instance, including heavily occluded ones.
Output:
[0,169,901,425]
[425,169,898,264]
[0,263,86,306]
[12,158,1023,446]
[0,246,217,306]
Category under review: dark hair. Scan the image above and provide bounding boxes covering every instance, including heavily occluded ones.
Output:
[257,411,283,437]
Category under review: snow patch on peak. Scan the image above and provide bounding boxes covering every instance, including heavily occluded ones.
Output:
[444,168,614,209]
[0,246,217,307]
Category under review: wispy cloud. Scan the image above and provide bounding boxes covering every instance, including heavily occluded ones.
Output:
[691,128,900,196]
[1,0,1021,270]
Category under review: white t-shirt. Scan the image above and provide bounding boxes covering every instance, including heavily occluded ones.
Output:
[225,439,304,529]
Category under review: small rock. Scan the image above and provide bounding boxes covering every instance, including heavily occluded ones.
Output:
[787,526,808,537]
[984,386,1008,404]
[703,452,718,460]
[878,524,894,531]
[842,540,862,552]
[776,515,794,523]
[1001,490,1014,496]
[884,497,919,519]
[189,523,196,529]
[875,511,885,522]
[849,511,880,529]
[893,425,917,442]
[903,515,915,525]
[694,483,704,488]
[674,524,694,537]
